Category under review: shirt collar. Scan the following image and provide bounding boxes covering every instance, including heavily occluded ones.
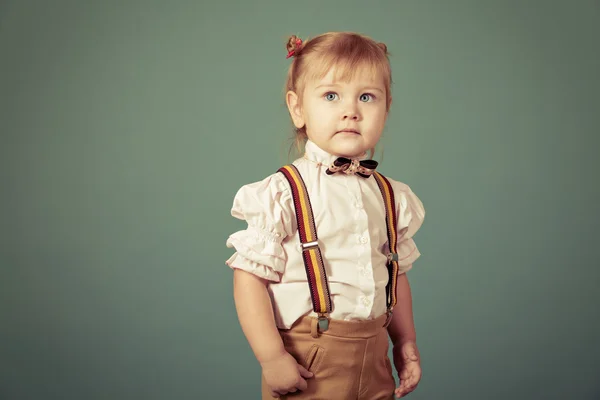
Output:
[303,139,369,166]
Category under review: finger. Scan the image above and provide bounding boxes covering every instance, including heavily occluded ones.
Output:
[396,384,412,398]
[403,375,414,389]
[408,383,418,393]
[296,377,308,391]
[396,379,411,395]
[298,364,314,378]
[270,390,280,398]
[396,383,406,395]
[399,380,416,397]
[395,387,406,398]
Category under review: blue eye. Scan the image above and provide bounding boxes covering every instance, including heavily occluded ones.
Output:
[324,92,338,101]
[360,93,375,102]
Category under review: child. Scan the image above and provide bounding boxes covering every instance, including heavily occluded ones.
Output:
[225,32,426,399]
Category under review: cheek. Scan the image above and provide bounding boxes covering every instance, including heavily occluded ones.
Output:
[366,106,386,122]
[375,107,388,123]
[310,105,333,123]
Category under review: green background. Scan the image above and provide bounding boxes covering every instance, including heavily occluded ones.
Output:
[2,1,599,399]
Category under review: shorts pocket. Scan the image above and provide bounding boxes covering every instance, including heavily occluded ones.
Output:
[304,344,325,374]
[279,330,326,375]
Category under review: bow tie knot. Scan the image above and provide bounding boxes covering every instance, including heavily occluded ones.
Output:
[325,157,378,178]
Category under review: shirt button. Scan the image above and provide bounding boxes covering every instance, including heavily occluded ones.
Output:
[359,236,368,244]
[361,296,371,307]
[354,201,363,209]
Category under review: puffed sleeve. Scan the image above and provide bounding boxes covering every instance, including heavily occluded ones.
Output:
[389,179,426,274]
[225,173,295,282]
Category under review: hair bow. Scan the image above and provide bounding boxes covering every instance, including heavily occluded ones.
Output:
[286,38,303,59]
[325,157,379,178]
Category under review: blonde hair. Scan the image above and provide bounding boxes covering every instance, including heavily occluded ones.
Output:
[284,31,393,158]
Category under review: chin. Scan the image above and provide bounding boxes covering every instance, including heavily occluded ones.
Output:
[332,142,368,158]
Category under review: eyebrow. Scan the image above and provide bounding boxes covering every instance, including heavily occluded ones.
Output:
[315,84,384,93]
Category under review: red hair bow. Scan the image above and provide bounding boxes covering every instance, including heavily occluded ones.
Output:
[286,38,303,59]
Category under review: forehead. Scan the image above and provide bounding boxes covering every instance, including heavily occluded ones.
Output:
[307,64,385,89]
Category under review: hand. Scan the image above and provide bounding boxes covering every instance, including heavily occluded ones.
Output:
[261,351,314,398]
[392,340,421,398]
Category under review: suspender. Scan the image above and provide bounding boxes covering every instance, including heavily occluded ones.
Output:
[277,165,400,331]
[278,165,332,331]
[372,171,401,311]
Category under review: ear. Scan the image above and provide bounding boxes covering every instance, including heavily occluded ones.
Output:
[286,90,305,129]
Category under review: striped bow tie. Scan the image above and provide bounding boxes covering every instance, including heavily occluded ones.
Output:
[325,157,379,178]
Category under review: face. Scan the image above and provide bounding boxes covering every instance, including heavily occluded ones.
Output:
[287,66,389,158]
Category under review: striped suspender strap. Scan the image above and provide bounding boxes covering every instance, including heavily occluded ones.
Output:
[372,171,400,312]
[278,165,333,321]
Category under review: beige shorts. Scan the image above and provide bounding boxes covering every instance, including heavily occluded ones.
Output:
[261,312,395,400]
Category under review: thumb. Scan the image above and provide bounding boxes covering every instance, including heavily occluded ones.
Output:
[297,364,314,378]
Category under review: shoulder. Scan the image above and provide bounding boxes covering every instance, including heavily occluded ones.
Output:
[234,172,291,207]
[375,173,420,200]
[233,170,290,198]
[376,173,425,223]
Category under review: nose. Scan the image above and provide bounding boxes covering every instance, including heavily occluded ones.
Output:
[342,101,360,121]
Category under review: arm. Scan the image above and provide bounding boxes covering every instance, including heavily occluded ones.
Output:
[387,270,422,398]
[233,269,313,397]
[387,272,417,345]
[233,269,286,363]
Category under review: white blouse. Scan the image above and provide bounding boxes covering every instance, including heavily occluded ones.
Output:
[225,140,425,329]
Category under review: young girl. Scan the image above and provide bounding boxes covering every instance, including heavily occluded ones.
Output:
[225,32,426,399]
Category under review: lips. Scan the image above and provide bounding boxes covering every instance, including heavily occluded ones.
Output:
[337,129,360,134]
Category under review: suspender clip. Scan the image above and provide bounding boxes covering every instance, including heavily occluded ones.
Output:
[300,240,319,251]
[311,313,330,338]
[383,309,394,328]
[387,253,399,263]
[317,313,329,332]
